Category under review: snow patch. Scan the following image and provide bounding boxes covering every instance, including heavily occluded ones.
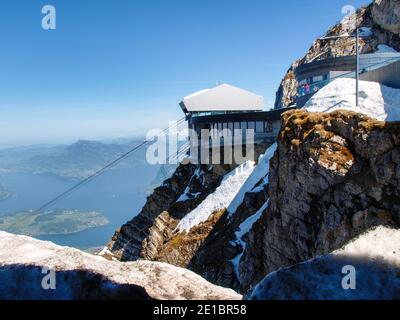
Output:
[377,44,398,53]
[228,144,276,217]
[359,27,373,37]
[304,78,400,122]
[230,200,269,280]
[177,168,203,202]
[0,231,241,300]
[248,226,400,300]
[177,161,255,232]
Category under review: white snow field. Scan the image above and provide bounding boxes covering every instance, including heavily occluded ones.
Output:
[247,226,400,300]
[228,143,277,217]
[0,231,241,300]
[177,161,256,232]
[305,78,400,122]
[377,44,398,53]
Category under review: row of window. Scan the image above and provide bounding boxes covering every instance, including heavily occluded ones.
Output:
[298,74,328,86]
[211,121,273,134]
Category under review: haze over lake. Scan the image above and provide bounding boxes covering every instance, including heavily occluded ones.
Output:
[0,142,162,249]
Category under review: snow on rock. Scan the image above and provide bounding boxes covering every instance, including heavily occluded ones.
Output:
[246,226,400,300]
[359,27,373,37]
[177,161,255,232]
[228,144,277,217]
[377,44,399,53]
[0,231,241,300]
[230,200,269,279]
[177,168,203,202]
[305,78,400,122]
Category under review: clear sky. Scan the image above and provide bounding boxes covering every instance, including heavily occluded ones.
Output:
[0,0,369,147]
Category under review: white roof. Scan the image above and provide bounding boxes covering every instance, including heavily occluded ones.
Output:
[180,83,264,113]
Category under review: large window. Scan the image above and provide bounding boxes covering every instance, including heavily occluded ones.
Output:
[247,121,255,131]
[255,121,264,133]
[265,121,273,133]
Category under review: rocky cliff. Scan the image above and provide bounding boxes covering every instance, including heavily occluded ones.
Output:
[238,109,400,291]
[274,0,400,109]
[105,162,240,262]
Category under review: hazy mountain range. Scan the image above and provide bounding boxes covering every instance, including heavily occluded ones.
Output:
[0,139,149,180]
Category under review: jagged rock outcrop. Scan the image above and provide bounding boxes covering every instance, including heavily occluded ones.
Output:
[238,109,400,291]
[105,163,230,261]
[274,1,400,109]
[188,183,269,291]
[246,226,400,300]
[373,0,400,35]
[0,231,241,300]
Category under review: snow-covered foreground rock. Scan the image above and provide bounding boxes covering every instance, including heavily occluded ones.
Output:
[305,78,400,122]
[247,226,400,300]
[0,231,241,300]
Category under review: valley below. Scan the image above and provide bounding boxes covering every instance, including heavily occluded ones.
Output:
[0,209,109,237]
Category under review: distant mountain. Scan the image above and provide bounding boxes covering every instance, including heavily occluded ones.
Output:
[0,139,148,179]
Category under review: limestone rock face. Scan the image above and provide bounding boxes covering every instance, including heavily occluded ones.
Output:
[239,109,400,291]
[188,185,269,292]
[274,68,299,110]
[372,0,400,35]
[0,231,241,300]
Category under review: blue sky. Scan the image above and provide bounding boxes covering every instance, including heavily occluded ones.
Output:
[0,0,369,147]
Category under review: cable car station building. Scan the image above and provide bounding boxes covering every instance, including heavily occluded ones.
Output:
[179,83,293,164]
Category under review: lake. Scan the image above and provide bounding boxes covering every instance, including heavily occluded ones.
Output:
[0,164,159,250]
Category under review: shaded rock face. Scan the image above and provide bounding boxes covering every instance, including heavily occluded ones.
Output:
[0,231,241,300]
[239,109,400,291]
[274,3,400,109]
[106,163,227,262]
[373,0,400,35]
[188,185,269,292]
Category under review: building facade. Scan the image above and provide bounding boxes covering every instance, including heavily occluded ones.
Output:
[179,84,292,165]
[294,52,400,107]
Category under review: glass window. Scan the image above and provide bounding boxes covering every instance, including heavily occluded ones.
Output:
[265,121,273,132]
[312,75,324,83]
[234,122,240,130]
[241,122,247,130]
[228,122,234,135]
[256,121,264,133]
[218,123,223,131]
[247,121,255,131]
